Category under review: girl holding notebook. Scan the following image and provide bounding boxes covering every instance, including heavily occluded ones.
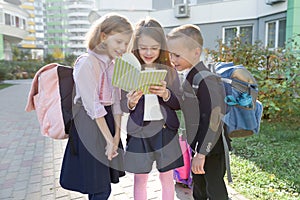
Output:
[121,17,183,200]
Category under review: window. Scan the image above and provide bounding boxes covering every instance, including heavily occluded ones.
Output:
[5,13,11,25]
[35,18,43,23]
[16,16,19,27]
[36,32,44,38]
[224,27,237,46]
[266,19,286,48]
[36,25,43,31]
[223,25,253,46]
[22,19,26,29]
[240,26,253,44]
[11,15,15,26]
[19,18,24,29]
[0,9,3,24]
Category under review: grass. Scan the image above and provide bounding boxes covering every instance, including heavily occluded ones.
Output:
[229,118,300,200]
[0,83,13,90]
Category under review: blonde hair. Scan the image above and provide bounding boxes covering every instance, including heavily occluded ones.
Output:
[85,13,133,51]
[167,24,203,51]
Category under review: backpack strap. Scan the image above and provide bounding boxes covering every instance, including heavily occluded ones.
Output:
[192,70,233,183]
[222,127,233,183]
[69,53,97,155]
[192,70,217,94]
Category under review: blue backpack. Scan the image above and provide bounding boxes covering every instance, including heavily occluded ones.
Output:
[211,62,263,138]
[191,62,263,138]
[186,62,263,183]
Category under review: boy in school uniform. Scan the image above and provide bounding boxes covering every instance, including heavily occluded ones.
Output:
[167,24,230,200]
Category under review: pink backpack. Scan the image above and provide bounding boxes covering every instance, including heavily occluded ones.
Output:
[25,53,105,140]
[25,63,74,139]
[173,135,193,188]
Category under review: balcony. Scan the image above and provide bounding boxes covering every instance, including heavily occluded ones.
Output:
[67,3,92,10]
[68,28,89,33]
[68,43,85,48]
[68,12,88,17]
[0,24,28,43]
[4,0,21,5]
[68,20,90,25]
[68,36,85,41]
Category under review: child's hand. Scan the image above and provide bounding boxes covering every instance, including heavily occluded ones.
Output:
[149,81,170,100]
[127,90,143,109]
[105,141,118,161]
[191,153,206,174]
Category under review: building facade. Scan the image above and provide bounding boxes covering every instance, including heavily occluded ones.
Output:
[44,0,68,57]
[19,0,45,59]
[0,0,28,60]
[66,0,95,56]
[15,0,95,58]
[3,0,298,60]
[44,0,95,57]
[93,0,299,52]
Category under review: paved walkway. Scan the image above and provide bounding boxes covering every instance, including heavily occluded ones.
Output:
[0,80,248,200]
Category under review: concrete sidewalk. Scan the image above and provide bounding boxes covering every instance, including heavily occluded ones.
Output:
[0,80,248,200]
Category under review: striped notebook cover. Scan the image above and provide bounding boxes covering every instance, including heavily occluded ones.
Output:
[112,57,167,94]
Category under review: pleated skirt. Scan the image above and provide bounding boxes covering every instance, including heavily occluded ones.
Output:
[60,105,125,194]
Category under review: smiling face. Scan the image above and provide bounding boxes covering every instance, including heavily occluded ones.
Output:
[137,34,161,65]
[103,32,132,59]
[167,37,196,71]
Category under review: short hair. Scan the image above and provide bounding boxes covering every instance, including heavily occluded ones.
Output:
[85,13,133,51]
[167,24,203,51]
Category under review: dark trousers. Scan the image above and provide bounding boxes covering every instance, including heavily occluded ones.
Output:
[88,189,111,200]
[192,153,228,200]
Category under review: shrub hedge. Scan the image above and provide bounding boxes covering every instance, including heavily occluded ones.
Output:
[205,35,300,119]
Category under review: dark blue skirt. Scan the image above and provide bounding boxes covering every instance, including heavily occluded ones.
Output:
[124,124,184,174]
[60,105,125,194]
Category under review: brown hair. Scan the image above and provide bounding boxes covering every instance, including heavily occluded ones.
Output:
[167,24,203,51]
[130,17,177,85]
[131,17,171,69]
[85,13,133,51]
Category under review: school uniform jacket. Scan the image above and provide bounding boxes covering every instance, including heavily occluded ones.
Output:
[182,61,227,156]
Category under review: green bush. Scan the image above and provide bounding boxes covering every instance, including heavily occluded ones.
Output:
[0,60,43,79]
[0,53,77,80]
[206,35,300,119]
[0,67,7,82]
[44,53,77,66]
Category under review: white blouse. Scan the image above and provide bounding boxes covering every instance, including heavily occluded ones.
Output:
[73,51,122,120]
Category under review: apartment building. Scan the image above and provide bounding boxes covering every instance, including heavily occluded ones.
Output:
[67,0,95,56]
[93,0,299,51]
[44,0,68,56]
[0,0,28,60]
[19,0,45,59]
[3,0,297,60]
[44,0,94,57]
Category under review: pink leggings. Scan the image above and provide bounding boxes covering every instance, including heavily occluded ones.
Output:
[134,170,174,200]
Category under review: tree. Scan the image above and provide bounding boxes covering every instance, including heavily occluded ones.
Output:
[53,48,64,60]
